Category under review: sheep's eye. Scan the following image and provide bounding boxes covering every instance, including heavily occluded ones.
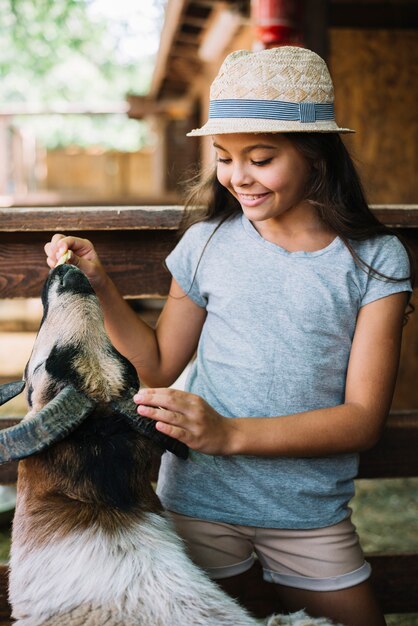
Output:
[33,362,44,374]
[27,385,33,408]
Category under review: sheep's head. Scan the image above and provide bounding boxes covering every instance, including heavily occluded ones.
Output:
[28,263,138,409]
[0,264,188,463]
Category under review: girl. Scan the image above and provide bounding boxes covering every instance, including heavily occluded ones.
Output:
[45,47,413,626]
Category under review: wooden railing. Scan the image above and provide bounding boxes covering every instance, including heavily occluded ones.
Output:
[0,205,417,621]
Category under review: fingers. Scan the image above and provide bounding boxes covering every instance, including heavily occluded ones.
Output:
[134,388,195,414]
[44,234,97,270]
[45,234,90,258]
[155,420,189,443]
[136,401,190,444]
[44,234,66,268]
[134,389,198,442]
[136,403,182,427]
[134,389,230,454]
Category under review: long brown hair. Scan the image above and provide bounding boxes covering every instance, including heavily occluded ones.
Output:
[180,133,415,320]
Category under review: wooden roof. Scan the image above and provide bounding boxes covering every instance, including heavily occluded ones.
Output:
[150,0,250,101]
[135,0,418,104]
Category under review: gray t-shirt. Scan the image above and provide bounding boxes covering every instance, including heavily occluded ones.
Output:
[157,214,412,528]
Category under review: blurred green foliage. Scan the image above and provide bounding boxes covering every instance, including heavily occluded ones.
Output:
[0,0,165,150]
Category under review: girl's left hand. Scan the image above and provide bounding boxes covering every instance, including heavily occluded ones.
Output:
[133,388,235,455]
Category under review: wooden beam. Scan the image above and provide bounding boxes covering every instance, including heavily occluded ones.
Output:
[371,205,418,228]
[171,43,203,58]
[358,411,418,479]
[128,95,194,119]
[368,553,418,614]
[330,2,418,28]
[1,205,417,232]
[0,230,176,299]
[0,566,11,625]
[0,207,417,299]
[0,206,185,231]
[174,33,201,46]
[149,0,189,98]
[182,15,208,27]
[303,0,329,60]
[0,104,128,117]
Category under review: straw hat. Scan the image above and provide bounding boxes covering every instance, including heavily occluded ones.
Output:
[187,47,354,135]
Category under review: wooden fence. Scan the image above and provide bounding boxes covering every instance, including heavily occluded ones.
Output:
[0,205,417,621]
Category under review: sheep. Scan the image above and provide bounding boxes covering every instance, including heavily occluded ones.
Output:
[0,263,340,626]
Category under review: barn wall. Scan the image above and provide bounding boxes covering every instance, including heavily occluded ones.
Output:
[329,28,418,409]
[45,149,157,199]
[329,28,418,204]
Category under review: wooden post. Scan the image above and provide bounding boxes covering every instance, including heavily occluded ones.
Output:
[0,117,10,195]
[303,0,329,60]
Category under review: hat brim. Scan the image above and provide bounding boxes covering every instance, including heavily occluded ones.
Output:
[187,118,355,136]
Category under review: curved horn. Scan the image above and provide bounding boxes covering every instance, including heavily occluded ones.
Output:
[0,381,26,406]
[0,385,96,464]
[112,395,189,460]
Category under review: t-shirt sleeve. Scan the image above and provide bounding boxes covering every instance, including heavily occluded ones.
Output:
[360,236,413,307]
[165,222,209,308]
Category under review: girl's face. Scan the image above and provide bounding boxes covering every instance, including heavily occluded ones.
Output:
[214,133,312,227]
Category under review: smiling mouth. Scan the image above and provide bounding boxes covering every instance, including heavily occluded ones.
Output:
[236,192,271,206]
[237,192,270,200]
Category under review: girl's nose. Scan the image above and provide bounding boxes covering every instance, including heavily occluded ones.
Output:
[230,163,252,188]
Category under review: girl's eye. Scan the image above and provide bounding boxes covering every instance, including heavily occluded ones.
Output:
[216,157,231,164]
[251,158,272,166]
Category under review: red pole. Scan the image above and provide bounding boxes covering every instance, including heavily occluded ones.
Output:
[251,0,304,48]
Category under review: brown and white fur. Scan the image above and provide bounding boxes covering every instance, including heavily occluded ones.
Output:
[2,265,338,626]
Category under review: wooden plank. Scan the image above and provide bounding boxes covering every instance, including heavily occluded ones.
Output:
[0,206,185,231]
[330,2,418,29]
[0,565,11,625]
[0,206,417,231]
[372,206,418,228]
[395,231,417,266]
[330,30,418,205]
[0,207,185,298]
[149,0,188,99]
[358,411,418,479]
[0,460,18,485]
[0,421,19,486]
[303,0,329,60]
[1,228,411,299]
[0,207,417,299]
[0,412,417,485]
[368,553,418,615]
[0,230,176,298]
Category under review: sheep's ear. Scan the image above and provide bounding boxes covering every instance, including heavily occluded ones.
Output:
[0,381,26,406]
[0,385,96,464]
[112,396,189,460]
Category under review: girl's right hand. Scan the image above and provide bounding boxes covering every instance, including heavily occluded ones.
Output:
[44,234,108,291]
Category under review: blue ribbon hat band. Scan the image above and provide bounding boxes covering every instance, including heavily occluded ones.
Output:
[209,99,335,124]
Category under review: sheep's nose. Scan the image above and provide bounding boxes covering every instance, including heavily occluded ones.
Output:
[57,264,95,295]
[58,263,77,286]
[59,264,73,278]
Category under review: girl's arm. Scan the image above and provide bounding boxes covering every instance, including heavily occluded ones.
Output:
[45,235,206,387]
[135,291,409,456]
[97,275,206,387]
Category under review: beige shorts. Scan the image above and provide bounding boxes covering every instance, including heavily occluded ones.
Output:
[167,511,371,592]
